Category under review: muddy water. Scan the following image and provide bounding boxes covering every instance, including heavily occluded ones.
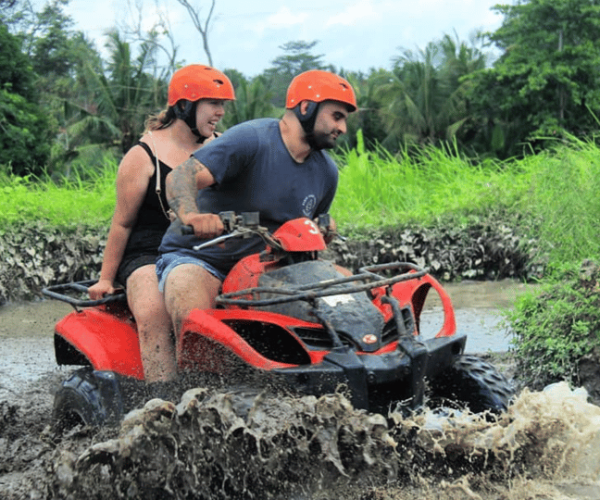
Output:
[3,280,600,499]
[0,300,72,398]
[420,279,528,352]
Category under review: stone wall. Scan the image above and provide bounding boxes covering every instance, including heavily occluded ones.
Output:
[0,222,105,304]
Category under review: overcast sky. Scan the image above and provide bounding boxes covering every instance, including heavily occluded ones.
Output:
[59,0,507,77]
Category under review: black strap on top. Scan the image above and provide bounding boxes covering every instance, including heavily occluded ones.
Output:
[137,140,171,220]
[137,141,156,162]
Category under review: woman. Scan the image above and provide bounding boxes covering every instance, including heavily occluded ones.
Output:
[88,64,235,394]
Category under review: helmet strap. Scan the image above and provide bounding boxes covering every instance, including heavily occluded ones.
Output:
[293,101,320,147]
[173,100,208,143]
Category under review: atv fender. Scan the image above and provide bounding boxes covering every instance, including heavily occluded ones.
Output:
[386,274,456,338]
[54,308,144,379]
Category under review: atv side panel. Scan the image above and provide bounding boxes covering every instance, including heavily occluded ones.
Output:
[388,278,456,338]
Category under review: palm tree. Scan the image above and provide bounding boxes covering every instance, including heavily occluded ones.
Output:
[338,69,389,151]
[63,29,168,156]
[220,74,279,130]
[377,35,488,150]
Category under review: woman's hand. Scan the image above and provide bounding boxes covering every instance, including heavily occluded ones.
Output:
[88,279,119,300]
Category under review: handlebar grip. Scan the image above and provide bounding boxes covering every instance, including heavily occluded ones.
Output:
[317,213,330,229]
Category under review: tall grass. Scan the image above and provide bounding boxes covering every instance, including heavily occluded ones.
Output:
[331,131,529,230]
[332,132,600,267]
[517,136,600,265]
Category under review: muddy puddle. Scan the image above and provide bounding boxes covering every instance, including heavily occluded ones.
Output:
[3,280,600,499]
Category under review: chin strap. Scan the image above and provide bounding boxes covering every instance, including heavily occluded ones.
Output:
[173,100,208,144]
[293,101,320,148]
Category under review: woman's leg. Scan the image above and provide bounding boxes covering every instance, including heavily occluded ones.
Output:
[127,264,177,383]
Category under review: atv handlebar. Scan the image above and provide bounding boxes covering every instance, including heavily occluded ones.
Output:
[183,211,334,251]
[42,280,126,309]
[216,262,427,307]
[181,211,259,235]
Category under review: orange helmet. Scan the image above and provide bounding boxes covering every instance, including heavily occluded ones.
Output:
[168,64,235,106]
[286,70,357,112]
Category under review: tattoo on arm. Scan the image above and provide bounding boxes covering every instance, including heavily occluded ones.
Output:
[167,157,205,218]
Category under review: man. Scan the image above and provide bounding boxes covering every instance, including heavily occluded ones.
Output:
[156,69,357,345]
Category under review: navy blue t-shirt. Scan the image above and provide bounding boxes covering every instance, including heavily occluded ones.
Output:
[159,118,338,275]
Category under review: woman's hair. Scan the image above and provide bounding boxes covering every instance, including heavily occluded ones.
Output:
[144,106,177,133]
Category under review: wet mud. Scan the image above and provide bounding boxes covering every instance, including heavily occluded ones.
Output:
[2,282,600,499]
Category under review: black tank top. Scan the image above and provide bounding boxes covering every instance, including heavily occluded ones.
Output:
[135,142,172,228]
[123,141,173,254]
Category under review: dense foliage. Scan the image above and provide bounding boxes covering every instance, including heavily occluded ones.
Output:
[0,23,51,174]
[466,0,600,158]
[3,0,600,176]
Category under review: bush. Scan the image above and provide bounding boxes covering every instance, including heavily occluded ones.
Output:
[0,221,106,304]
[506,260,600,390]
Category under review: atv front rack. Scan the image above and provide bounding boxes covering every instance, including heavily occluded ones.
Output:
[216,261,427,308]
[42,280,126,310]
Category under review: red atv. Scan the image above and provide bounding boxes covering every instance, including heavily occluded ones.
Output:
[43,212,514,428]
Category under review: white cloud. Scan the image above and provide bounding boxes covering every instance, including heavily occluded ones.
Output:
[325,0,380,27]
[252,6,310,34]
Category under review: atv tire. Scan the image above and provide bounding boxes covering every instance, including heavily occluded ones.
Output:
[427,354,514,414]
[53,368,125,430]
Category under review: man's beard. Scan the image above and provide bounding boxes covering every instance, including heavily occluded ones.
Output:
[306,130,335,150]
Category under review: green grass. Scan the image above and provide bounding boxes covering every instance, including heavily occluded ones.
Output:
[0,153,118,227]
[516,137,600,265]
[332,132,600,269]
[503,261,600,388]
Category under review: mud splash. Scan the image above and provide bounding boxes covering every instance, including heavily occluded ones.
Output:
[3,381,599,500]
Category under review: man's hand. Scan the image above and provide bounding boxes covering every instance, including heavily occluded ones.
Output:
[185,213,225,240]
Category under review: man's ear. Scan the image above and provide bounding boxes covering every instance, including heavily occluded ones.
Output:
[299,100,319,118]
[299,100,310,116]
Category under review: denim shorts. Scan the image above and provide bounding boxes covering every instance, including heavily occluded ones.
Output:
[156,252,226,292]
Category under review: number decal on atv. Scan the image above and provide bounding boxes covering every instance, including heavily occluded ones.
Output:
[304,219,320,235]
